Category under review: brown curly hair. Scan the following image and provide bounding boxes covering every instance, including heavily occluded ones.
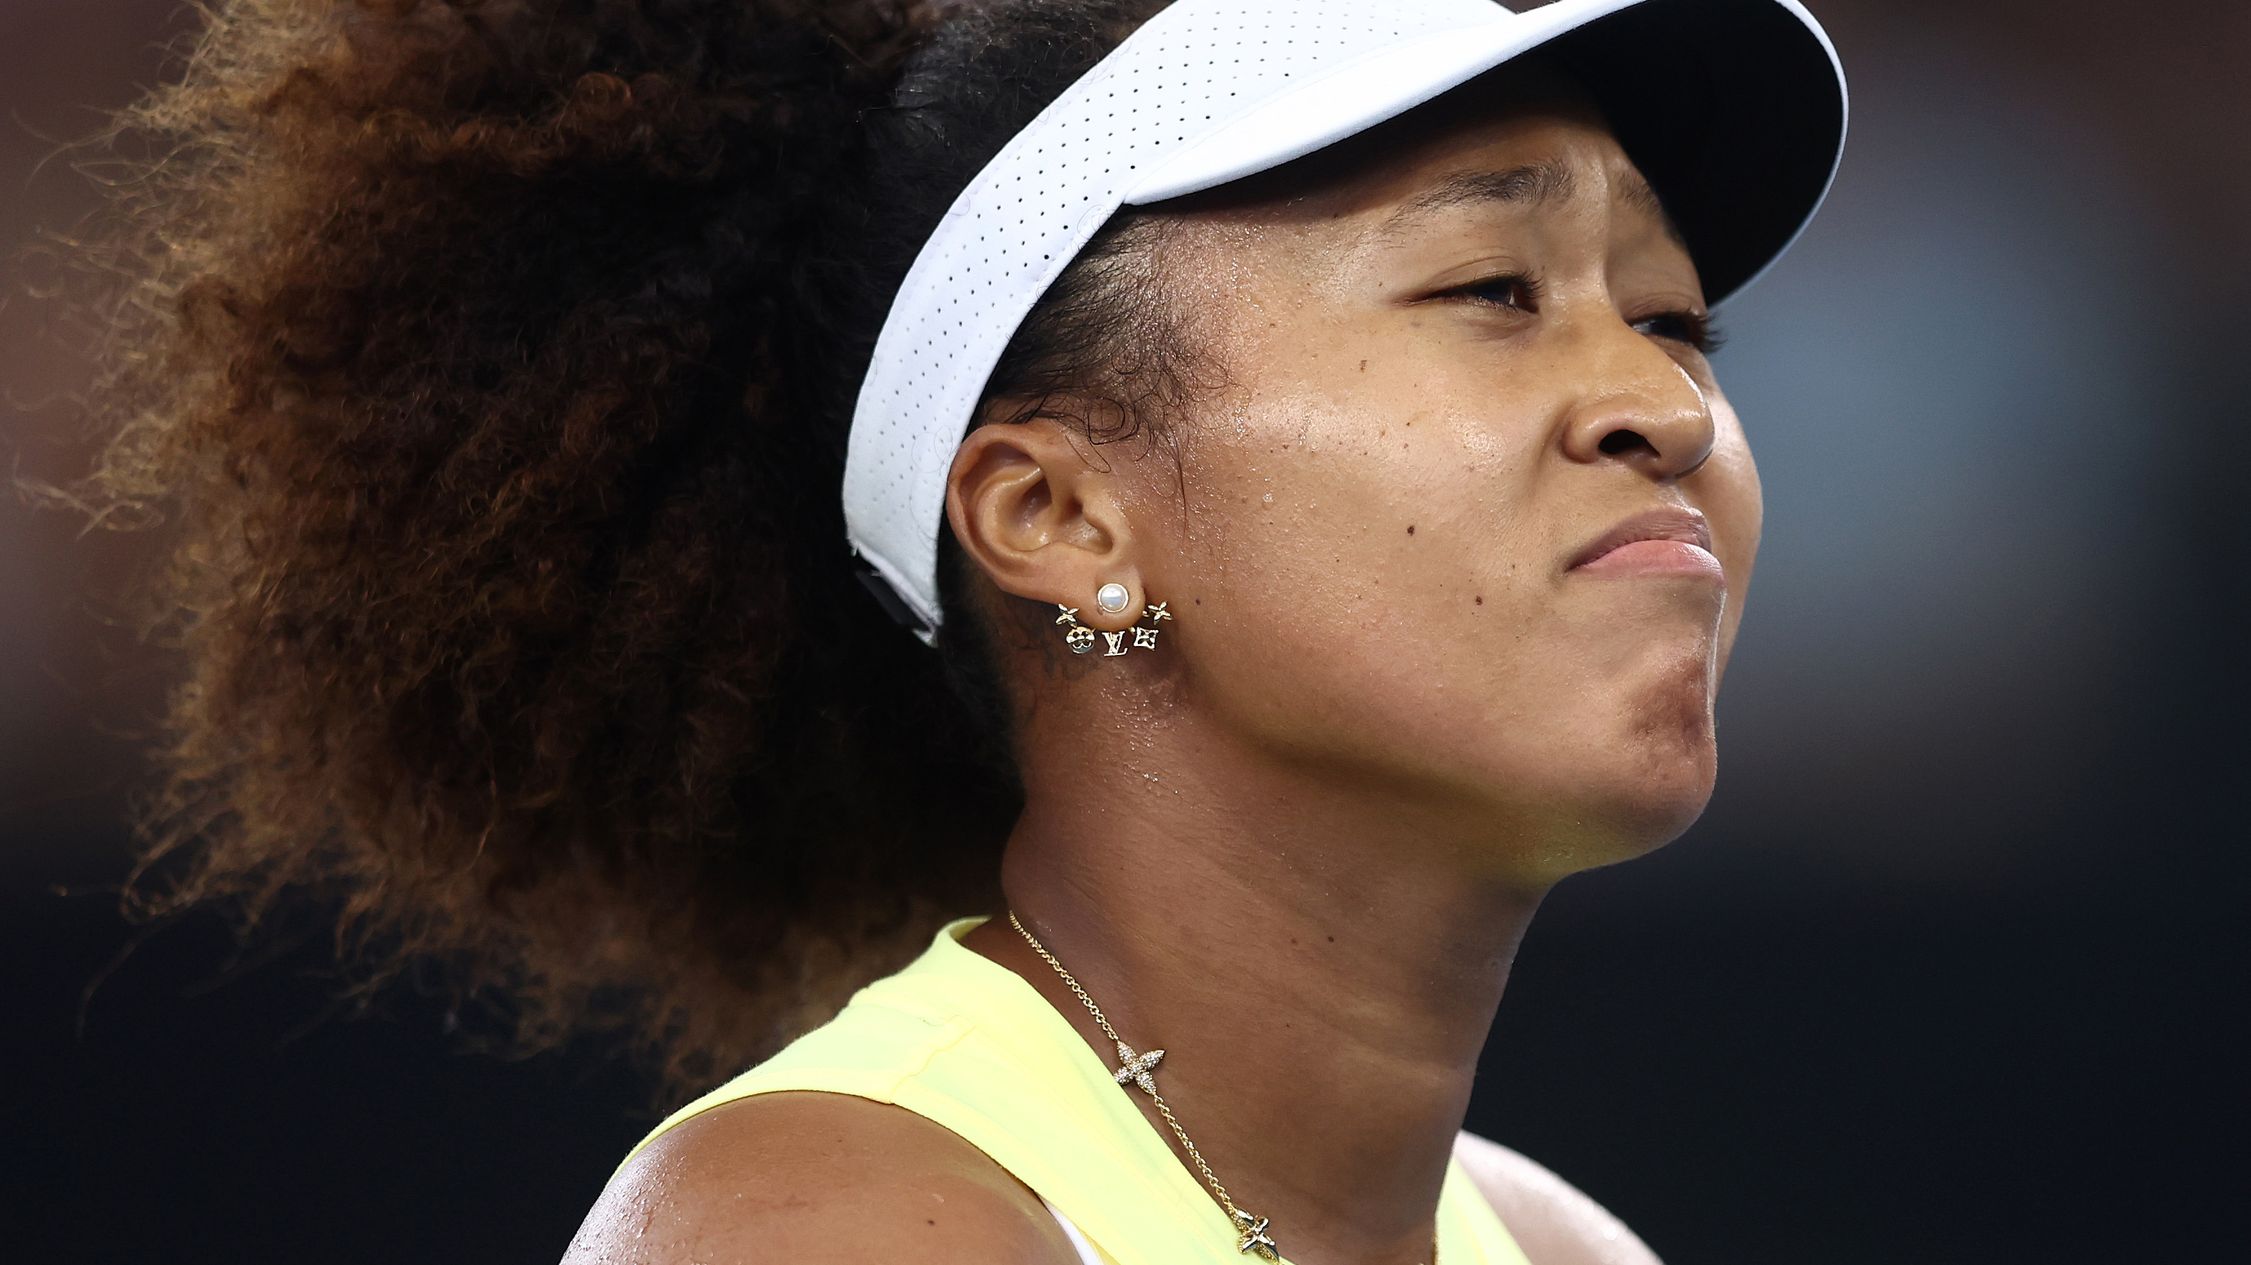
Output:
[66,0,1199,1106]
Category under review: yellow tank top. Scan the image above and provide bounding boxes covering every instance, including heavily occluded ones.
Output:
[611,914,1531,1265]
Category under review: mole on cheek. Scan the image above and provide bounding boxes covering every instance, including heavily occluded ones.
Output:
[1406,525,1415,535]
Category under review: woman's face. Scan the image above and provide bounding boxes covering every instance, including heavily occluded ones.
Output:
[1133,73,1759,871]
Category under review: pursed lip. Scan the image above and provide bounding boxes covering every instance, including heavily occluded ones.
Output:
[1566,506,1714,571]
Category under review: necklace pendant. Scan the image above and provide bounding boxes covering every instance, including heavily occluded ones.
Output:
[1112,1039,1166,1096]
[1231,1208,1280,1260]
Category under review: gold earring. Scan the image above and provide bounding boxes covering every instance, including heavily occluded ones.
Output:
[1056,591,1174,657]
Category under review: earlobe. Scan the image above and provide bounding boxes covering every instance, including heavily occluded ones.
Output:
[944,418,1143,628]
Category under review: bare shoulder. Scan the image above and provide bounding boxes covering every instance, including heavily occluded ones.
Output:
[562,1090,1084,1265]
[1452,1130,1664,1265]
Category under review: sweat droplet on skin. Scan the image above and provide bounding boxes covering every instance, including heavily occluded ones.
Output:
[1262,492,1275,504]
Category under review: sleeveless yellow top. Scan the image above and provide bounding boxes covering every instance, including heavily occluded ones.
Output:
[611,914,1532,1265]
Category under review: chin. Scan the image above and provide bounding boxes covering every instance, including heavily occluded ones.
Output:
[1596,771,1717,855]
[1598,666,1722,847]
[1522,748,1719,879]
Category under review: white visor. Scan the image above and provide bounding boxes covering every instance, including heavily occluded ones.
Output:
[844,0,1849,644]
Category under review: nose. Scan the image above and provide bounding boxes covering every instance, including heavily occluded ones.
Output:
[1557,314,1717,481]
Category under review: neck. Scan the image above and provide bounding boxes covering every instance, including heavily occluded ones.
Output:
[962,705,1550,1265]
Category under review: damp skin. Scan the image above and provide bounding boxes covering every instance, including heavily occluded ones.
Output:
[950,70,1759,877]
[940,69,1750,1265]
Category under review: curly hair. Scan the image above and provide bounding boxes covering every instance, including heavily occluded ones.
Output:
[66,0,1200,1106]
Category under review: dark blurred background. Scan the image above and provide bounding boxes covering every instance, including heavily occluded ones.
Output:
[5,1,2243,1262]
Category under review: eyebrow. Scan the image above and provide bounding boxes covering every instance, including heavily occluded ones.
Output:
[1373,158,1688,252]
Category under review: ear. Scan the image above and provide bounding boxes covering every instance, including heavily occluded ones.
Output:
[943,415,1148,632]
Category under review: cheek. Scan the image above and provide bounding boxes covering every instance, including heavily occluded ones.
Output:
[1175,373,1511,615]
[1162,375,1563,768]
[1696,407,1762,666]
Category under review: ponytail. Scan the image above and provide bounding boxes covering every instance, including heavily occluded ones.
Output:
[73,0,1191,1105]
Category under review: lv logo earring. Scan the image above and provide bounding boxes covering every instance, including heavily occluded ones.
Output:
[1056,582,1174,657]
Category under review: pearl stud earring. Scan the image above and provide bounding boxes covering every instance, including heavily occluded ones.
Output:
[1055,590,1175,658]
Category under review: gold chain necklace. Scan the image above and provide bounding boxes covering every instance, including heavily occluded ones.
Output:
[1007,909,1439,1265]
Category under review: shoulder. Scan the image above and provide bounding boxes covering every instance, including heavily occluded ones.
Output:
[1452,1130,1664,1265]
[562,1090,1084,1265]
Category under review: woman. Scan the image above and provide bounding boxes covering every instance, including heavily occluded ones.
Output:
[82,0,1845,1261]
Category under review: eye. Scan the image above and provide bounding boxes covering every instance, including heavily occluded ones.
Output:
[1445,273,1729,357]
[1453,271,1542,313]
[1633,309,1729,357]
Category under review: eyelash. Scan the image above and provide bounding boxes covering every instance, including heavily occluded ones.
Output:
[1452,271,1728,357]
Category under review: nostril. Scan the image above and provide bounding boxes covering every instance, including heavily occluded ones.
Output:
[1598,429,1649,456]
